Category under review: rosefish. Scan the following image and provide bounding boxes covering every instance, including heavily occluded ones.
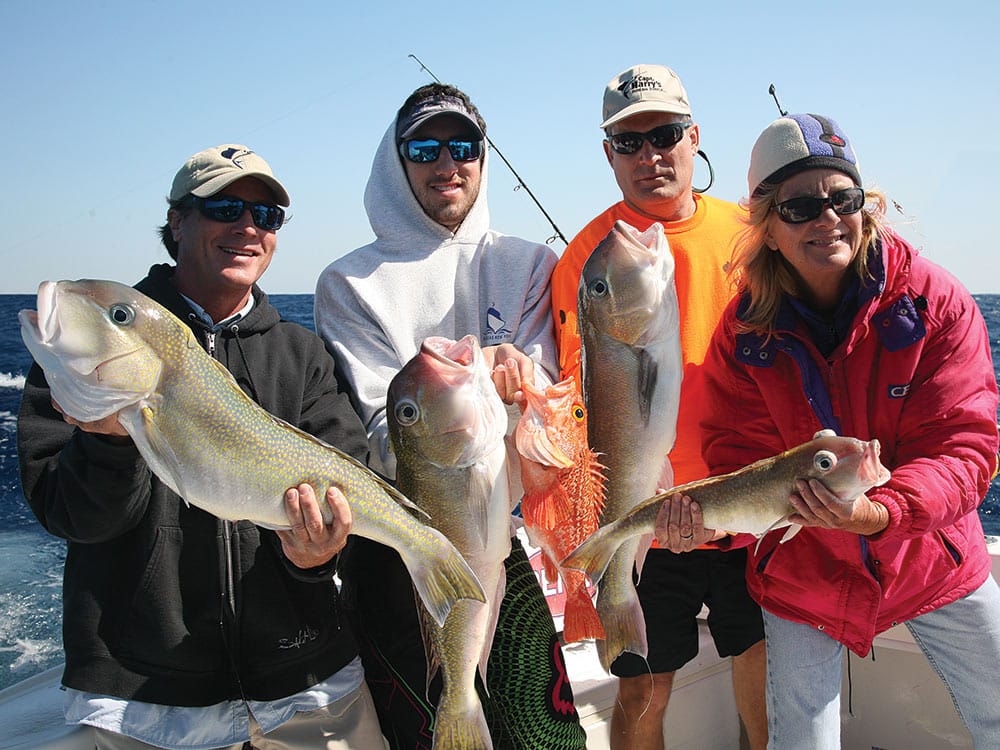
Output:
[515,375,606,643]
[388,335,512,750]
[578,220,682,671]
[563,430,891,587]
[18,279,485,628]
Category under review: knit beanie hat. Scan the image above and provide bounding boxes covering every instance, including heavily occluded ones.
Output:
[748,114,860,197]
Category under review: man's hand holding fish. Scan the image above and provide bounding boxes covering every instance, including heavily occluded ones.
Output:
[277,483,353,568]
[653,493,725,552]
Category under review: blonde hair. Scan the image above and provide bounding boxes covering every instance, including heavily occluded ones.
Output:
[729,182,888,335]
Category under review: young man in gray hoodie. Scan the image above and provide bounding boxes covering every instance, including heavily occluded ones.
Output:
[315,83,586,750]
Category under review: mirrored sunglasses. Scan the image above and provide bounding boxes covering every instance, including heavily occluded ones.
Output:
[606,122,692,155]
[773,187,865,224]
[399,138,484,163]
[186,196,285,231]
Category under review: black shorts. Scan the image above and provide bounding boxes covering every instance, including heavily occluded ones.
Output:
[611,547,764,677]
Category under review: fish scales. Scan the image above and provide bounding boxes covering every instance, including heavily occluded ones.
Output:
[19,279,485,628]
[578,220,683,671]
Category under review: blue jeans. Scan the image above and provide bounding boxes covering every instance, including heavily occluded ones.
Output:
[763,575,1000,749]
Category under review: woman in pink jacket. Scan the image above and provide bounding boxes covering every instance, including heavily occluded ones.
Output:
[667,113,1000,748]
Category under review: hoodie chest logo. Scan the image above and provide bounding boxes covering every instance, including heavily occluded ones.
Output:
[484,305,512,344]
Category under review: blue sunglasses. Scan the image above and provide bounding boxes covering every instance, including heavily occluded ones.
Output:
[399,138,484,163]
[185,196,285,231]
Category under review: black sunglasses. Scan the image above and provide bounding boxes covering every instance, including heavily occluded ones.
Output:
[185,196,285,231]
[399,138,484,163]
[773,187,866,224]
[606,122,693,155]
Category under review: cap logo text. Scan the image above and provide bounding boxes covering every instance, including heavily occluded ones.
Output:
[819,133,847,148]
[619,74,663,100]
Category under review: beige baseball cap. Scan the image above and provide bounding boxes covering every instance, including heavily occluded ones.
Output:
[168,144,290,206]
[600,64,691,129]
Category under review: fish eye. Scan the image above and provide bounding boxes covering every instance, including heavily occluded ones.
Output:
[587,278,609,298]
[394,399,420,427]
[813,450,837,472]
[572,405,586,422]
[108,303,135,326]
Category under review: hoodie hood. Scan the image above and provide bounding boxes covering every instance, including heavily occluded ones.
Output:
[363,119,491,250]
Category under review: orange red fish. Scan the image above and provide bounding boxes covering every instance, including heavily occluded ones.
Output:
[515,376,606,643]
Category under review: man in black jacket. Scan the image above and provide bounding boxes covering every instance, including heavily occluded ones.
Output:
[18,145,388,749]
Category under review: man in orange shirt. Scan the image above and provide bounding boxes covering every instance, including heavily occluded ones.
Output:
[550,65,767,750]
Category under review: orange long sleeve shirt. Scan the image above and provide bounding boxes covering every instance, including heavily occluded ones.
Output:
[550,194,744,487]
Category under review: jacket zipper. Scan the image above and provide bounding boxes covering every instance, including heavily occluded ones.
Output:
[207,328,245,700]
[203,329,238,615]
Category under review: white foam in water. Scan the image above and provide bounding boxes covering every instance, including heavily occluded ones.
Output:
[0,533,65,689]
[0,639,61,671]
[0,373,26,390]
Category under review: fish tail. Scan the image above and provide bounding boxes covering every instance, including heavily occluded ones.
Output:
[405,532,486,628]
[595,551,647,672]
[595,597,647,673]
[559,525,619,586]
[432,691,493,750]
[561,575,605,643]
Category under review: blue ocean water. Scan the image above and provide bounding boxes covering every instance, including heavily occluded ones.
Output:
[2,293,999,692]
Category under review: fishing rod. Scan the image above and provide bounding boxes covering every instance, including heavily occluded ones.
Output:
[408,53,568,246]
[768,83,788,116]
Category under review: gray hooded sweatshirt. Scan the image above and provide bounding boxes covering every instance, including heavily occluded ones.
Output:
[315,120,558,478]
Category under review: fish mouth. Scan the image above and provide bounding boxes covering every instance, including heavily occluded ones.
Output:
[612,222,660,266]
[410,335,506,451]
[421,335,478,372]
[21,280,145,378]
[861,439,891,487]
[22,280,59,344]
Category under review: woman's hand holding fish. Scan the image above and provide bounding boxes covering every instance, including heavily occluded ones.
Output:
[277,484,353,568]
[789,479,890,536]
[654,493,724,552]
[483,344,535,408]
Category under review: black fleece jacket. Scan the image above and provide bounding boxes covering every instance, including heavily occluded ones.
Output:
[17,264,370,706]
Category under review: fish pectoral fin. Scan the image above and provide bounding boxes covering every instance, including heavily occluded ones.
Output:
[121,403,190,503]
[753,518,800,555]
[778,524,803,544]
[468,467,497,546]
[636,348,659,426]
[479,567,506,696]
[522,485,571,530]
[414,589,441,700]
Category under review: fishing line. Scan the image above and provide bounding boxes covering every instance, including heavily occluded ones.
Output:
[408,54,568,246]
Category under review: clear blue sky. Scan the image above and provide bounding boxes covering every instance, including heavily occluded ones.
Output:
[5,1,999,294]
